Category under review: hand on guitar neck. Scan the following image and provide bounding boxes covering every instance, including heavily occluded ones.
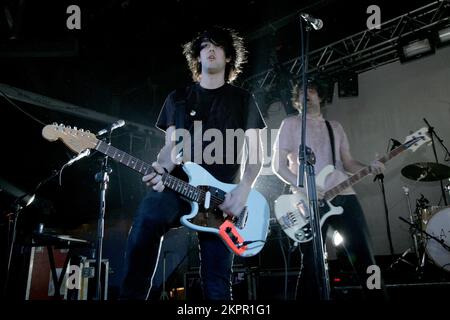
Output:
[369,158,385,176]
[292,185,326,199]
[143,162,169,192]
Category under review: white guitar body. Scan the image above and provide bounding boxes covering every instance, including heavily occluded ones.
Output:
[274,165,343,243]
[180,162,270,257]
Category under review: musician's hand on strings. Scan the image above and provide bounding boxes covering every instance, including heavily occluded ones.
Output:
[369,158,385,176]
[143,162,166,192]
[292,185,325,199]
[219,184,251,217]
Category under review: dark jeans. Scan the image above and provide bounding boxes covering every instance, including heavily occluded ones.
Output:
[297,195,387,300]
[120,189,234,300]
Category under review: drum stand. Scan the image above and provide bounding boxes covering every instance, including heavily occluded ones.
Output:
[399,216,450,268]
[388,187,426,277]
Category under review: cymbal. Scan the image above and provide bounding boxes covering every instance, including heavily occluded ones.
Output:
[401,162,450,182]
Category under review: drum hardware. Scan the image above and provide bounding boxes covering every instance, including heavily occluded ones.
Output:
[388,188,426,276]
[422,207,450,273]
[407,188,422,264]
[397,211,450,273]
[422,118,450,206]
[401,162,450,182]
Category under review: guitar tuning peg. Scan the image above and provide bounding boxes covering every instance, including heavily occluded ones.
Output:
[52,122,57,125]
[67,125,71,129]
[86,130,90,133]
[80,128,84,132]
[73,126,77,130]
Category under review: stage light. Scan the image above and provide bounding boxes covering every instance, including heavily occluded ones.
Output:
[436,25,450,47]
[403,39,432,56]
[398,32,435,63]
[332,230,344,247]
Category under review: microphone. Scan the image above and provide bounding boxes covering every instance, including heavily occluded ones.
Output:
[300,13,323,30]
[66,149,91,166]
[390,138,402,150]
[97,119,126,136]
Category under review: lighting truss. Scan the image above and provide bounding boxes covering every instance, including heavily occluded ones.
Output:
[241,1,450,91]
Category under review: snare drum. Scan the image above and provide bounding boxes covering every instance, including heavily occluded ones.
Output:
[425,207,450,273]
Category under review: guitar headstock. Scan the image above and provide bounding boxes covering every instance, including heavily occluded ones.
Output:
[42,123,98,154]
[403,127,431,152]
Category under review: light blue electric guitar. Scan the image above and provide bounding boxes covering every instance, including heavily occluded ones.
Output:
[42,124,270,257]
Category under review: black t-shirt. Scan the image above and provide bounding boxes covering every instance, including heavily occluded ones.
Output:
[156,83,266,183]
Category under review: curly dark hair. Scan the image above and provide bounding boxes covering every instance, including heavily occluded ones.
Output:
[291,78,327,112]
[182,26,247,83]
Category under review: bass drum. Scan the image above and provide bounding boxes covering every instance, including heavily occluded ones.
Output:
[425,207,450,273]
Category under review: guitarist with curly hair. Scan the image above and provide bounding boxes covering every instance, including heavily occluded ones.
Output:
[272,79,387,300]
[120,26,266,300]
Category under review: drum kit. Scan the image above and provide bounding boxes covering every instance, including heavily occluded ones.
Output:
[391,161,450,275]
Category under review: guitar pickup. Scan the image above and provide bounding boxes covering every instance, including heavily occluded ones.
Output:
[204,191,211,209]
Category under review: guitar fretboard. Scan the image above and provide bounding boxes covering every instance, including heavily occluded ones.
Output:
[96,140,152,175]
[95,140,215,204]
[324,143,408,201]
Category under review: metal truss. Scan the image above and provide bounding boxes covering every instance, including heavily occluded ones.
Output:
[241,1,450,91]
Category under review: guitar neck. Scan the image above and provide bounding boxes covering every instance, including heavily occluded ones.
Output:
[95,140,203,203]
[324,143,408,201]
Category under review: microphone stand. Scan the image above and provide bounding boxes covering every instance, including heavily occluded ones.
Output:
[3,170,59,297]
[374,173,394,255]
[4,201,27,297]
[423,118,449,206]
[374,141,400,256]
[3,144,93,297]
[297,17,330,300]
[93,128,114,300]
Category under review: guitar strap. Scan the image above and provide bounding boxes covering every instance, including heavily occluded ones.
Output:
[325,120,336,168]
[174,85,195,158]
